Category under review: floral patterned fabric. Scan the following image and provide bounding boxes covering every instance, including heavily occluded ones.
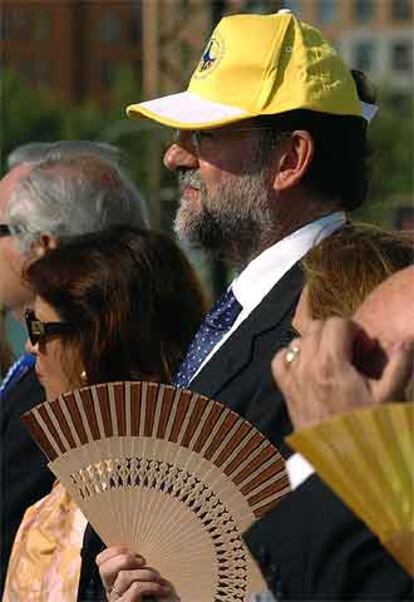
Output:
[3,482,87,601]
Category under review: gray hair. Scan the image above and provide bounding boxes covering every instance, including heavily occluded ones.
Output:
[7,140,121,170]
[5,141,149,252]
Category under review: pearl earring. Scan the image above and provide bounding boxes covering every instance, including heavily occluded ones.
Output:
[81,370,87,383]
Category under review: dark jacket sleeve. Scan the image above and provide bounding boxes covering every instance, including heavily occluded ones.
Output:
[77,523,107,602]
[0,367,54,593]
[244,474,413,600]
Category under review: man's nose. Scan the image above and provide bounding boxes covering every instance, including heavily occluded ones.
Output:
[163,136,199,172]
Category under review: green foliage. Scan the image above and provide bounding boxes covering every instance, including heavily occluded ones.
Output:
[0,69,61,169]
[355,90,413,226]
[370,92,413,197]
[0,65,151,199]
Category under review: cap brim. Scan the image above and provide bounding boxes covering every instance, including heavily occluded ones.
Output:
[126,91,253,130]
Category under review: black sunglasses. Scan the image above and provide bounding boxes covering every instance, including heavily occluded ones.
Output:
[0,224,11,237]
[25,308,73,346]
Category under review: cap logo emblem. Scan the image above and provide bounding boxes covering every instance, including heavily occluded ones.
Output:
[194,33,224,79]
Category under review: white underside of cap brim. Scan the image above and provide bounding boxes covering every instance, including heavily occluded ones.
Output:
[126,91,252,130]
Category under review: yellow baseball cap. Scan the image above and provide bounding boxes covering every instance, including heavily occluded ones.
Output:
[126,10,363,129]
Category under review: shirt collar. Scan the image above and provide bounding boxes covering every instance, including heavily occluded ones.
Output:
[232,212,346,311]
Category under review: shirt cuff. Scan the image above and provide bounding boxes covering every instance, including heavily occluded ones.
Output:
[286,453,315,490]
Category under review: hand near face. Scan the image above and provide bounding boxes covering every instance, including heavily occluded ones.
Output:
[272,317,413,431]
[97,546,179,601]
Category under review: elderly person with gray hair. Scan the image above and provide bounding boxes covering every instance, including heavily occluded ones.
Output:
[0,141,148,591]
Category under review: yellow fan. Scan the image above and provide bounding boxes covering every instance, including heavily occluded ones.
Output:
[22,381,290,601]
[287,403,414,575]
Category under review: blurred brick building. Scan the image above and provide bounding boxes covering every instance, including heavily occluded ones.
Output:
[1,0,412,106]
[0,0,211,104]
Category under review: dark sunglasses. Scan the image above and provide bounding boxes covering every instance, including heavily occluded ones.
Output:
[0,224,11,237]
[25,308,73,346]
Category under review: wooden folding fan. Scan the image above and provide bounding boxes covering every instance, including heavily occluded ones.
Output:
[22,381,290,601]
[287,402,414,575]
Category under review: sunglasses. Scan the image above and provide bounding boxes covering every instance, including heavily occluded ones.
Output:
[0,224,11,237]
[25,308,73,346]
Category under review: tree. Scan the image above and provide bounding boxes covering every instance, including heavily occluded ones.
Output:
[356,91,413,226]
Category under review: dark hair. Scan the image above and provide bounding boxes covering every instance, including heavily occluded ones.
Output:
[350,69,377,105]
[303,223,413,319]
[25,226,207,384]
[257,109,370,211]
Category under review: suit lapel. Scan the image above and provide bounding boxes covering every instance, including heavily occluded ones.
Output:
[191,263,303,398]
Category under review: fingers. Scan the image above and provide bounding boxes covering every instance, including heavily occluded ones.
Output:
[97,546,145,567]
[272,321,323,389]
[272,318,373,430]
[97,546,146,594]
[97,547,175,602]
[112,568,170,600]
[317,318,362,375]
[374,341,414,402]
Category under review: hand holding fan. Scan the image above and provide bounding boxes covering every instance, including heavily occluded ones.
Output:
[22,381,290,601]
[287,402,414,575]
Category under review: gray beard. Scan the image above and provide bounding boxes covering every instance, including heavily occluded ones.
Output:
[174,163,277,267]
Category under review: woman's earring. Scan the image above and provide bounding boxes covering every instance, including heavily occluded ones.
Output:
[80,370,87,384]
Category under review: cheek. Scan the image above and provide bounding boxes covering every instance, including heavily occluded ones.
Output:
[38,341,82,393]
[197,161,224,189]
[199,138,255,176]
[1,239,23,269]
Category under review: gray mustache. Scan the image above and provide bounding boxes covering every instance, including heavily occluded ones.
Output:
[179,170,203,192]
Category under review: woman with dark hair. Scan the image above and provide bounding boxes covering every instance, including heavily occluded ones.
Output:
[3,226,206,601]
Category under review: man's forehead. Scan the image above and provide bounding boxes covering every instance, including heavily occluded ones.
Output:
[0,162,32,216]
[354,267,414,345]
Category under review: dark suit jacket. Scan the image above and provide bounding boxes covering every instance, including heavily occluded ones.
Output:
[190,264,304,457]
[187,263,411,598]
[244,475,413,600]
[0,366,53,592]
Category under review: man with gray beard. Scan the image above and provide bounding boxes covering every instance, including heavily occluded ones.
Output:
[126,11,376,456]
[78,12,395,601]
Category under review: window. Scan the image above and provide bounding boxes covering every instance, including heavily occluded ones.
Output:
[317,0,337,24]
[354,0,374,22]
[34,10,51,41]
[391,0,412,21]
[4,8,30,40]
[100,60,116,87]
[245,1,279,12]
[281,0,302,16]
[128,13,141,44]
[99,12,122,44]
[353,40,376,72]
[391,41,412,73]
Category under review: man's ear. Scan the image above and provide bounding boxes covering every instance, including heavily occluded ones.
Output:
[273,130,314,192]
[31,233,58,258]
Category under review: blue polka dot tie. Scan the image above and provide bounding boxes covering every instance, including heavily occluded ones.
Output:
[173,288,242,388]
